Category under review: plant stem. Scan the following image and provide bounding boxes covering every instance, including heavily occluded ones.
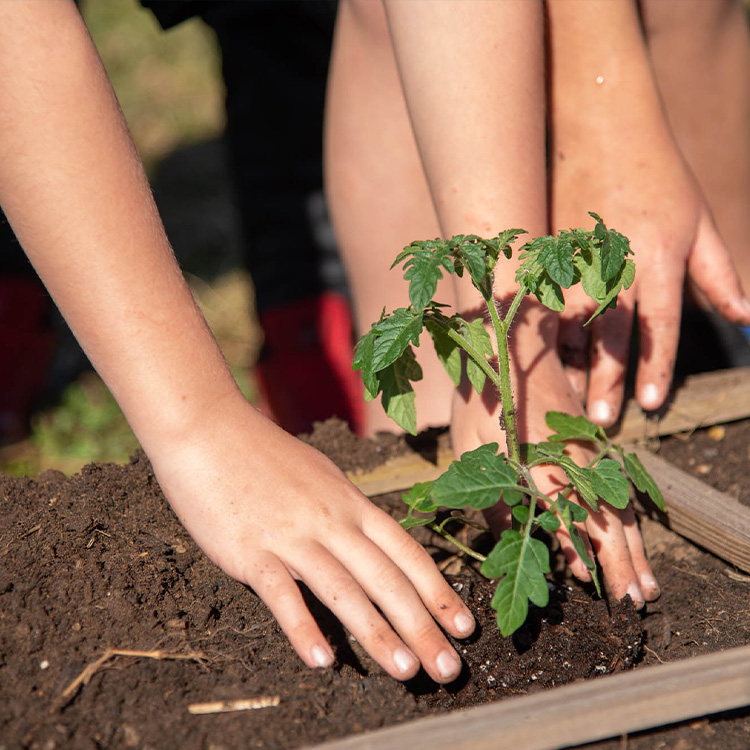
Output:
[428,522,487,563]
[485,290,526,465]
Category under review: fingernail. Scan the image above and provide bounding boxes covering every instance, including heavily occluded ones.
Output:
[393,647,419,676]
[640,573,660,597]
[436,649,462,681]
[640,384,661,410]
[311,645,334,668]
[454,611,475,636]
[626,582,645,608]
[590,400,612,425]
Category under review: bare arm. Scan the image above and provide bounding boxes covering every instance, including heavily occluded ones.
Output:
[0,0,474,683]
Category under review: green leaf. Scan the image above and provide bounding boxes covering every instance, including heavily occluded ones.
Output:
[534,274,565,312]
[590,458,630,510]
[378,347,422,435]
[455,237,488,289]
[401,481,436,513]
[600,228,630,282]
[512,505,530,525]
[546,411,603,443]
[555,455,599,511]
[537,510,561,532]
[540,235,576,288]
[352,327,378,398]
[394,241,454,311]
[370,308,424,373]
[481,530,551,636]
[460,318,494,395]
[425,316,461,387]
[400,515,436,530]
[623,452,666,512]
[554,494,597,584]
[432,444,522,510]
[584,259,636,326]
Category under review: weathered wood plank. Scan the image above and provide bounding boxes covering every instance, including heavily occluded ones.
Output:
[305,644,750,750]
[612,366,750,443]
[636,450,750,572]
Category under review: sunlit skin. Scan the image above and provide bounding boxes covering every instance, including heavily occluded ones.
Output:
[0,1,475,685]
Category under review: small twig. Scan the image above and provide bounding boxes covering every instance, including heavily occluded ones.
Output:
[19,524,41,539]
[54,648,207,711]
[188,696,281,715]
[642,645,668,664]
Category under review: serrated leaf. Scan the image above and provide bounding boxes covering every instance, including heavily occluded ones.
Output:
[425,317,461,387]
[555,494,597,588]
[400,515,436,530]
[555,455,599,511]
[540,235,576,288]
[455,238,488,289]
[537,510,561,532]
[512,505,530,525]
[370,308,424,373]
[352,327,378,397]
[460,318,494,395]
[584,258,636,326]
[432,444,522,510]
[395,241,454,311]
[534,274,565,311]
[600,228,630,282]
[623,452,666,511]
[493,228,527,259]
[378,347,422,435]
[590,458,630,509]
[546,411,603,443]
[481,530,550,636]
[521,441,567,463]
[401,481,436,513]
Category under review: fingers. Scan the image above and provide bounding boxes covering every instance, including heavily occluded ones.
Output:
[295,540,462,683]
[361,509,476,639]
[585,295,634,428]
[243,552,336,670]
[618,504,660,601]
[634,250,684,412]
[687,215,750,326]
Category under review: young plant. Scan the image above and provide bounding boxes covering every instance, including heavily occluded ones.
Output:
[353,213,664,636]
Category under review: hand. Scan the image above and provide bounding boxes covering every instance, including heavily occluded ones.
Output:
[553,123,750,426]
[449,303,660,605]
[548,0,750,426]
[146,394,474,684]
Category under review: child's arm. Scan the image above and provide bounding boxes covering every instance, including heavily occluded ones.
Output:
[0,0,474,683]
[547,0,750,425]
[382,0,658,604]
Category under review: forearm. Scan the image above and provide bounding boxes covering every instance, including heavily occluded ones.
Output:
[0,1,241,451]
[383,0,547,313]
[547,0,668,150]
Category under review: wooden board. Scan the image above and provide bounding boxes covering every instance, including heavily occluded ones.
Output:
[636,450,750,573]
[305,644,750,750]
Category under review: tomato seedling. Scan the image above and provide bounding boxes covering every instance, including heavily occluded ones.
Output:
[353,213,664,636]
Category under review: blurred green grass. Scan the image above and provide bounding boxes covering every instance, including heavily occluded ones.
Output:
[0,1,257,478]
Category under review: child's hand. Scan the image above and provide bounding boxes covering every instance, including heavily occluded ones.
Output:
[146,396,474,684]
[449,303,660,605]
[552,120,750,426]
[548,0,750,427]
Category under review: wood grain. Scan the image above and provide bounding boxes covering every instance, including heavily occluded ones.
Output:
[305,644,750,750]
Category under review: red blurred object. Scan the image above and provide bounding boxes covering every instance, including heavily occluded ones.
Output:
[254,292,365,436]
[0,276,56,443]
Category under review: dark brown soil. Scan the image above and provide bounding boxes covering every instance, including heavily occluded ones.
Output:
[2,418,750,750]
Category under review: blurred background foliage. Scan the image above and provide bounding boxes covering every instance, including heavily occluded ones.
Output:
[1,0,261,477]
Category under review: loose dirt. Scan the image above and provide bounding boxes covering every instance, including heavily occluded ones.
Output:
[2,418,749,750]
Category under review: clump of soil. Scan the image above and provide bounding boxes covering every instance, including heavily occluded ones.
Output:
[2,417,750,749]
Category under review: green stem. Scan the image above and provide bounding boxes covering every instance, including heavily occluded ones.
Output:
[486,290,525,465]
[428,522,487,563]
